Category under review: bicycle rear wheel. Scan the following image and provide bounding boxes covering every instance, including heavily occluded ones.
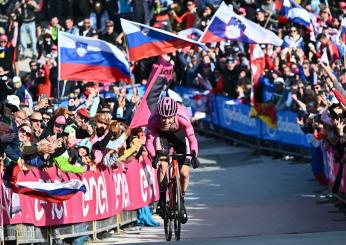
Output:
[173,176,181,240]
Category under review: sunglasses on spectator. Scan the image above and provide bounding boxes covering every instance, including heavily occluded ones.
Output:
[54,123,65,128]
[106,25,113,27]
[31,118,42,122]
[77,113,89,122]
[290,29,297,32]
[20,129,31,137]
[43,116,50,121]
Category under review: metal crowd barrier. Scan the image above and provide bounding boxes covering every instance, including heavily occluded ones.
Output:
[1,210,138,244]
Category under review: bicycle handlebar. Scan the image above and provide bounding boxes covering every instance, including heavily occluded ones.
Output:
[152,150,199,169]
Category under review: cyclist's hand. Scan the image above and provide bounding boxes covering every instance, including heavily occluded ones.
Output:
[191,150,199,169]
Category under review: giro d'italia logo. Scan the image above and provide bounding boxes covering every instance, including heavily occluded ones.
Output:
[75,41,88,57]
[225,17,246,39]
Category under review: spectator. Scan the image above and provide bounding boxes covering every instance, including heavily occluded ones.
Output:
[79,18,95,37]
[171,0,199,29]
[18,123,33,147]
[15,0,40,59]
[90,1,109,35]
[30,111,43,142]
[100,20,122,46]
[218,56,241,99]
[132,0,154,25]
[255,8,267,27]
[282,26,304,51]
[64,17,79,35]
[47,16,64,44]
[11,76,33,107]
[0,34,16,78]
[0,95,21,162]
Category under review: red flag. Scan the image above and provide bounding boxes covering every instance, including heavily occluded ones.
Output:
[250,44,265,105]
[251,103,277,129]
[249,44,277,128]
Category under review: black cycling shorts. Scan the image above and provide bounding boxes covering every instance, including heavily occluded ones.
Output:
[157,128,191,166]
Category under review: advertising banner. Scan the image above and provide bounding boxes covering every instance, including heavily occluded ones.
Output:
[215,96,261,137]
[261,110,310,148]
[1,157,159,226]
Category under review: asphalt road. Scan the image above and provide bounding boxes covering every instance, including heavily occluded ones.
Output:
[93,135,346,244]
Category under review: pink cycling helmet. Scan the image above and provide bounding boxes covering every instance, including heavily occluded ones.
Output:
[157,97,178,117]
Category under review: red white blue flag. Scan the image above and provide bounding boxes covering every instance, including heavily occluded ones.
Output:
[199,2,282,46]
[16,179,86,203]
[178,28,203,41]
[276,0,312,28]
[120,18,205,62]
[58,32,130,83]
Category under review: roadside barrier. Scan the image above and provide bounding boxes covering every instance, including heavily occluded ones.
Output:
[175,86,346,202]
[0,156,158,243]
[174,86,311,157]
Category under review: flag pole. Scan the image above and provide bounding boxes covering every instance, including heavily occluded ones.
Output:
[57,30,61,82]
[263,11,272,29]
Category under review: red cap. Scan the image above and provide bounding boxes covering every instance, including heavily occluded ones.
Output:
[51,45,58,51]
[77,107,90,119]
[340,2,346,8]
[0,35,8,42]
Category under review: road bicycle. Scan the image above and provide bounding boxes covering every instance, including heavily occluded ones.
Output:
[154,151,198,241]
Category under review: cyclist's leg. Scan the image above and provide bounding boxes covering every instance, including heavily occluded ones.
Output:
[155,134,169,217]
[171,131,190,195]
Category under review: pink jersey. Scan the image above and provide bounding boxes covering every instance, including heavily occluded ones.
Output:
[146,103,198,158]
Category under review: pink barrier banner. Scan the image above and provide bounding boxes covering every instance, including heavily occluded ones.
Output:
[1,157,159,226]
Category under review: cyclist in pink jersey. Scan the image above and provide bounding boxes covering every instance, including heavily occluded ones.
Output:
[146,96,199,224]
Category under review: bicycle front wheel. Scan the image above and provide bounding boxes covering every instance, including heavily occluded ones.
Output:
[164,197,172,241]
[173,176,181,240]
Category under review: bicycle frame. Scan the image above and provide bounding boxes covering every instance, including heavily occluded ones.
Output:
[159,151,194,241]
[167,158,180,213]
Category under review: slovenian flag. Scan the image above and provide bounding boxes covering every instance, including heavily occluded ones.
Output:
[16,179,86,203]
[178,28,203,41]
[58,31,130,83]
[199,2,283,46]
[120,18,205,62]
[276,0,312,28]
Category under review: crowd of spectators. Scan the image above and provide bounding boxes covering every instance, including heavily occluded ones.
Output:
[0,0,345,242]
